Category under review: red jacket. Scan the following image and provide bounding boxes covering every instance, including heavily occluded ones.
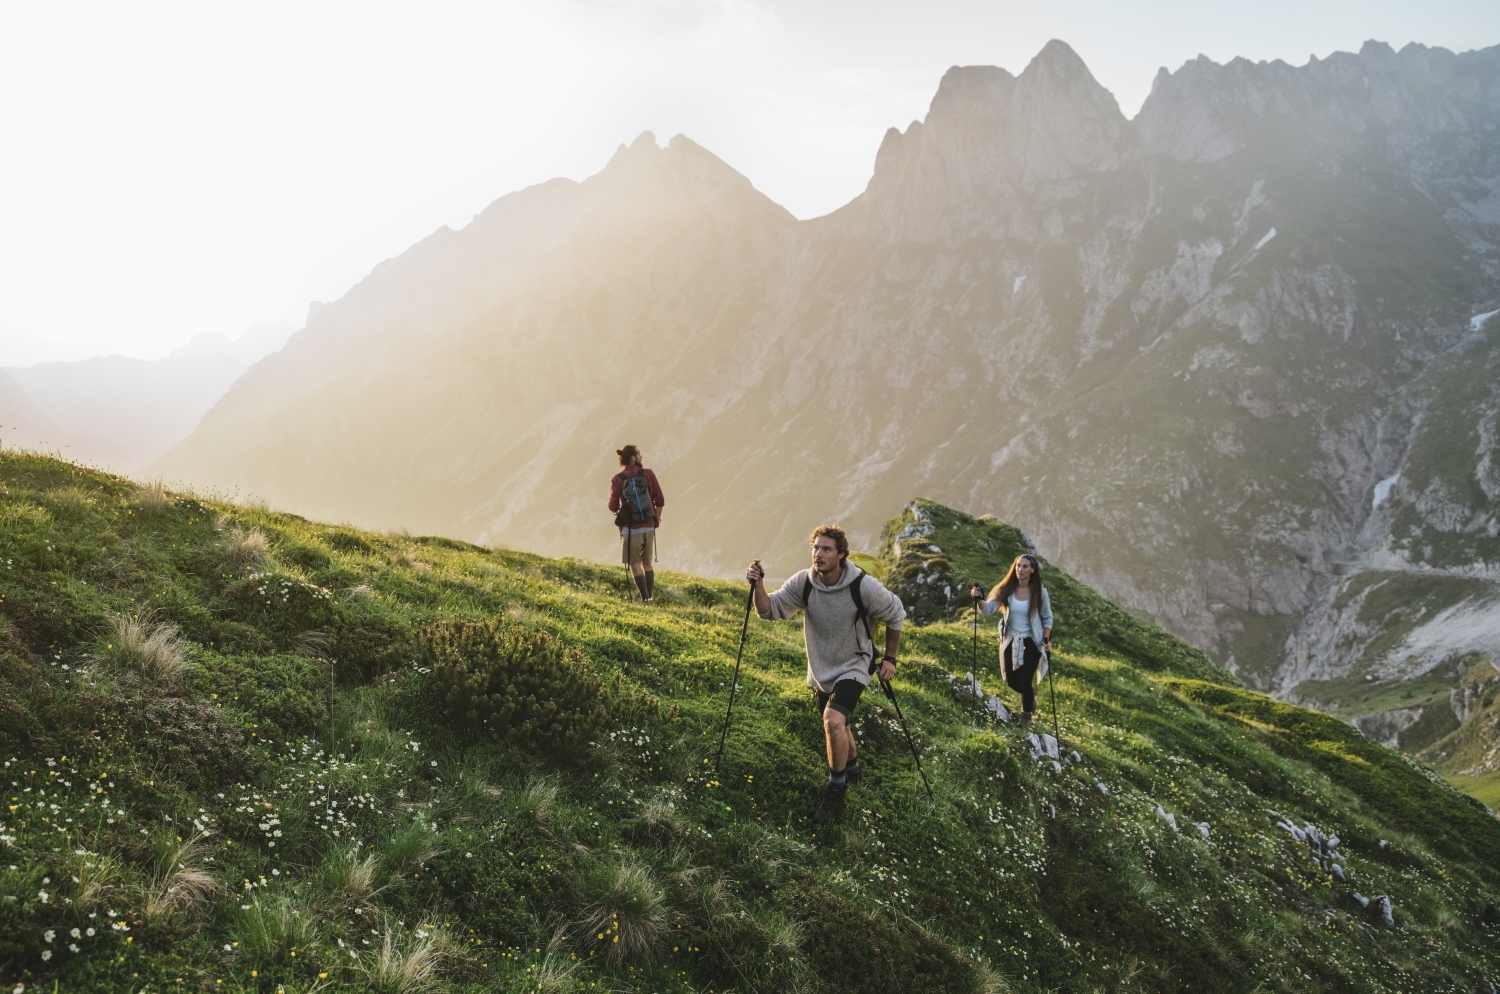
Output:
[609,466,664,528]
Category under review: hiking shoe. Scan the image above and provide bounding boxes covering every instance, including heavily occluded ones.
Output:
[1018,711,1034,727]
[811,783,847,824]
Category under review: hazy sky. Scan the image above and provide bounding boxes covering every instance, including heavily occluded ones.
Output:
[2,0,1497,366]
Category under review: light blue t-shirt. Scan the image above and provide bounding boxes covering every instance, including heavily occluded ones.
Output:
[1008,599,1032,638]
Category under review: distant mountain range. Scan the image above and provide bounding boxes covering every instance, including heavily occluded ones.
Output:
[153,40,1499,751]
[2,321,292,471]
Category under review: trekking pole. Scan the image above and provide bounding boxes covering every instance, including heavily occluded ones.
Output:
[879,678,933,800]
[714,562,758,772]
[1045,642,1061,743]
[971,599,978,670]
[971,586,979,700]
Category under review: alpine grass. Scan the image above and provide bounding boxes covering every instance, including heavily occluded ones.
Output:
[0,452,1497,992]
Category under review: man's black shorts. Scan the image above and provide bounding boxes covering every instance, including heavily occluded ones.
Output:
[814,679,866,717]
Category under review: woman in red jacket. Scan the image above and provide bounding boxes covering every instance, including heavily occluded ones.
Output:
[608,444,665,603]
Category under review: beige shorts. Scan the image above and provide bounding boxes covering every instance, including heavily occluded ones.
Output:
[621,528,656,565]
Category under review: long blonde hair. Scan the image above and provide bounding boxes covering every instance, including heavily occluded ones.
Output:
[987,554,1043,617]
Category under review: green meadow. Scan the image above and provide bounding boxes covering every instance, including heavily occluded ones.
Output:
[1,453,1497,993]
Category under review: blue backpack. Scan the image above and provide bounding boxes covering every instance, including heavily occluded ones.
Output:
[618,473,653,525]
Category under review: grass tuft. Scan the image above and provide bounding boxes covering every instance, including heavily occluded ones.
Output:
[226,524,270,566]
[576,854,669,965]
[319,844,385,905]
[232,892,321,969]
[97,611,191,685]
[135,477,168,516]
[382,819,442,875]
[141,832,222,923]
[360,916,448,993]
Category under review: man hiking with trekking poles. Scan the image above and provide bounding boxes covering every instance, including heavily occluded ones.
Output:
[745,525,907,824]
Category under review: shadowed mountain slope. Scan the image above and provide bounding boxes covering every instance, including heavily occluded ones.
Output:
[0,370,60,453]
[3,322,293,472]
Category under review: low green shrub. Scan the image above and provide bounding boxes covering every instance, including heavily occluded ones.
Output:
[418,619,605,762]
[224,569,338,636]
[194,652,331,745]
[0,629,61,758]
[131,696,248,788]
[777,880,975,994]
[331,609,413,682]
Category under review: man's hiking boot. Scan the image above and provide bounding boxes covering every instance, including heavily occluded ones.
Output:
[811,782,847,824]
[1018,711,1034,727]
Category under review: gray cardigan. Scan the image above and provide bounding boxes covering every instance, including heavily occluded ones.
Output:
[760,564,906,693]
[978,587,1053,645]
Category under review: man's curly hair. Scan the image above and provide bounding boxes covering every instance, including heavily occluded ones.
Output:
[809,524,849,562]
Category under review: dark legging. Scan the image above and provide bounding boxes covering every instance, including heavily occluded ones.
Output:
[1002,637,1042,714]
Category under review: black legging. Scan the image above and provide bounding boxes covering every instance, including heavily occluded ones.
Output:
[1002,637,1042,714]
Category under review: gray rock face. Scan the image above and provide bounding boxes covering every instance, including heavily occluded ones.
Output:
[1272,813,1349,879]
[863,42,1137,242]
[156,40,1500,717]
[1028,732,1061,761]
[1353,707,1426,748]
[1139,41,1500,166]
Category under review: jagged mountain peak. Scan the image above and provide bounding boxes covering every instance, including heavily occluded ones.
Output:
[1012,38,1132,180]
[856,41,1135,240]
[603,129,662,167]
[925,64,1016,126]
[1019,38,1115,102]
[1137,39,1500,162]
[596,130,790,220]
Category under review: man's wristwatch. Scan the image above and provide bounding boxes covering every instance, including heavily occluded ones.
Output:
[881,655,897,665]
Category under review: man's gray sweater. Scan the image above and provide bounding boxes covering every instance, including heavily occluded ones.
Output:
[760,563,906,693]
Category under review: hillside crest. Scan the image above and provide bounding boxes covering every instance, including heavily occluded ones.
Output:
[3,453,1499,991]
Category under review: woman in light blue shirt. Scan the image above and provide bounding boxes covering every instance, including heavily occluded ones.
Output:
[969,553,1053,725]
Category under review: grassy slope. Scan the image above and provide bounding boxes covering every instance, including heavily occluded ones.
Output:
[1,456,1498,994]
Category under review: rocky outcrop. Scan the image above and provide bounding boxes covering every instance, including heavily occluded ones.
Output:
[1354,707,1426,749]
[1138,41,1500,166]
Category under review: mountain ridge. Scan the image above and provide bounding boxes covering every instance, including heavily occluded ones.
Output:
[1,321,293,472]
[152,40,1499,750]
